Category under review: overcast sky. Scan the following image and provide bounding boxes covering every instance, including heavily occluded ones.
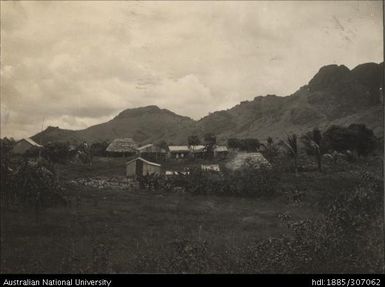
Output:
[1,1,383,139]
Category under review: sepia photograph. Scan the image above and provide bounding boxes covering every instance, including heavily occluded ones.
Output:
[0,0,384,277]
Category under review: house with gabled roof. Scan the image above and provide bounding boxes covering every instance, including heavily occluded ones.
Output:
[137,143,167,162]
[168,145,190,159]
[126,157,161,178]
[12,138,43,155]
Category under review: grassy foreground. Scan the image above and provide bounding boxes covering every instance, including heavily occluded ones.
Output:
[1,156,383,273]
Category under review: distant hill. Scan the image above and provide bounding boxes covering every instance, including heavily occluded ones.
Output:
[33,106,197,145]
[32,62,383,145]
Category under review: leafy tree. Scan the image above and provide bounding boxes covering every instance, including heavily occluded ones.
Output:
[77,142,93,165]
[323,124,377,157]
[323,125,354,153]
[260,137,279,162]
[347,124,377,156]
[187,135,201,146]
[301,128,323,171]
[242,138,260,152]
[204,133,216,159]
[227,138,241,149]
[91,141,109,157]
[155,140,169,152]
[42,142,70,164]
[281,134,298,175]
[227,138,260,152]
[1,137,16,209]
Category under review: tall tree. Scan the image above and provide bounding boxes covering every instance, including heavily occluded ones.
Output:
[301,128,323,171]
[281,134,299,175]
[261,137,279,162]
[187,135,201,146]
[227,138,241,149]
[347,124,377,157]
[204,133,216,159]
[242,138,260,152]
[156,140,169,152]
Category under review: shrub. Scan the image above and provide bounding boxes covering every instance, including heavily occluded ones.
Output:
[42,142,71,164]
[244,171,384,273]
[161,166,281,198]
[2,159,66,211]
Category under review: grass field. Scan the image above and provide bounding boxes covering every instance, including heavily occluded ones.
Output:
[1,155,383,273]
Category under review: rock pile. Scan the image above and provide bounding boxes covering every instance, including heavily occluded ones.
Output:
[69,176,132,190]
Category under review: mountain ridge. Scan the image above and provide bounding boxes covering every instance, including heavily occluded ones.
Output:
[32,61,384,145]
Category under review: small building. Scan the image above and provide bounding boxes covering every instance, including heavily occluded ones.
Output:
[225,152,271,171]
[214,146,229,159]
[201,164,220,172]
[106,138,138,157]
[137,144,167,162]
[126,157,161,178]
[12,138,43,155]
[168,146,190,159]
[189,145,206,159]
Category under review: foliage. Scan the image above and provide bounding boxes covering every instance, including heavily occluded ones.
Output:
[347,124,377,156]
[204,133,217,158]
[260,137,280,162]
[90,141,109,157]
[1,138,16,209]
[155,140,169,152]
[1,158,66,211]
[280,134,298,174]
[323,124,377,157]
[301,128,323,171]
[76,142,93,165]
[245,170,383,273]
[42,142,71,164]
[157,166,280,198]
[227,138,260,152]
[187,135,201,146]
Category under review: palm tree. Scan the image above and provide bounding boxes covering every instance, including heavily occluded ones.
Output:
[301,128,322,171]
[260,137,279,162]
[281,134,298,175]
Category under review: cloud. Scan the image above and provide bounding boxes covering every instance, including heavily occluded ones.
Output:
[1,1,383,138]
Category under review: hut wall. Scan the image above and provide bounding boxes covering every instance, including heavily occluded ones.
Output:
[13,141,33,154]
[143,163,161,175]
[126,161,137,177]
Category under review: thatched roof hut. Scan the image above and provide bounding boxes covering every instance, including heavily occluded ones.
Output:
[106,138,138,154]
[225,152,271,170]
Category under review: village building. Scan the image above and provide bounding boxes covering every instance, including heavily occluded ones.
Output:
[168,146,190,159]
[225,152,271,170]
[12,138,43,155]
[189,145,206,159]
[126,157,161,178]
[201,164,220,172]
[214,145,229,159]
[106,138,138,157]
[137,144,167,162]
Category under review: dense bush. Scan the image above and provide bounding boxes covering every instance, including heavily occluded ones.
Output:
[42,142,71,164]
[227,138,260,152]
[156,166,281,198]
[323,124,377,157]
[1,158,66,211]
[91,142,109,157]
[244,170,384,273]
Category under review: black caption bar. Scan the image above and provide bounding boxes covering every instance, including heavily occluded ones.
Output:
[0,274,384,287]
